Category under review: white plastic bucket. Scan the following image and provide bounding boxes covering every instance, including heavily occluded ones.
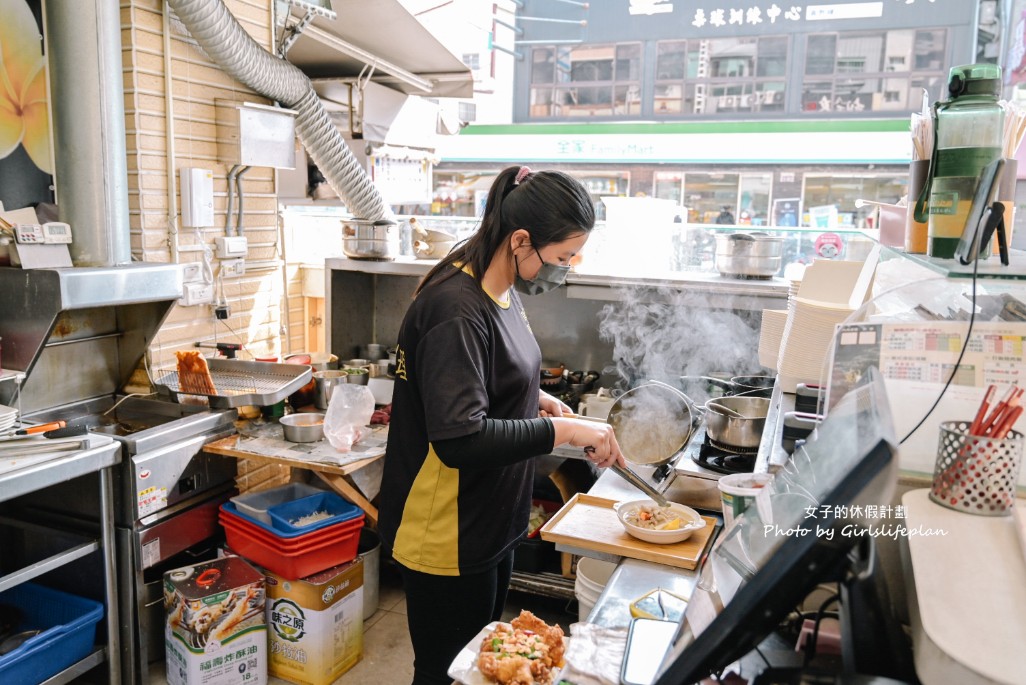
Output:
[717,472,773,529]
[574,557,617,622]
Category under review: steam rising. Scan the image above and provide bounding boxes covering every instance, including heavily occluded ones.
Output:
[598,286,763,402]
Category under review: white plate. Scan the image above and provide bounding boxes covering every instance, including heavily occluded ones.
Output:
[447,620,566,685]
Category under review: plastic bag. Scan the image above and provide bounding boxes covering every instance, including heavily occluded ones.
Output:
[323,384,376,452]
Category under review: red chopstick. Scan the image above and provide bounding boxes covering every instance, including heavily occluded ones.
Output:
[992,404,1024,439]
[970,385,996,435]
[978,385,1018,436]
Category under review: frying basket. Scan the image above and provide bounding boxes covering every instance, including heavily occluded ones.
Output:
[929,421,1024,516]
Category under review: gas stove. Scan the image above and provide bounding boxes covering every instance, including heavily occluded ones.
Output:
[679,424,758,477]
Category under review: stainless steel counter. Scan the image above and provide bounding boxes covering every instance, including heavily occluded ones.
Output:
[0,434,119,501]
[582,381,790,631]
[0,434,121,684]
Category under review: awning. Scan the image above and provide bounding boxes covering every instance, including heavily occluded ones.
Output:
[281,0,474,98]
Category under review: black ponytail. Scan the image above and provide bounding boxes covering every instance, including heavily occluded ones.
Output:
[415,166,594,295]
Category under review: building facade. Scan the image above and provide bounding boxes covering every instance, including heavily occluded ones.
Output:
[433,0,995,227]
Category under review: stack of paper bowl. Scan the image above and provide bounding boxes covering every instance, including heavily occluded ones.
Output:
[219,491,364,580]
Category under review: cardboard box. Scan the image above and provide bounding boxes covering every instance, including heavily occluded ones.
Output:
[164,557,267,685]
[266,558,364,685]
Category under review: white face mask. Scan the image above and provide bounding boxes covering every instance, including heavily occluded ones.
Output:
[514,246,570,296]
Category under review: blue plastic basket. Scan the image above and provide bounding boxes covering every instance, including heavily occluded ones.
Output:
[0,583,104,684]
[222,500,362,540]
[267,491,363,534]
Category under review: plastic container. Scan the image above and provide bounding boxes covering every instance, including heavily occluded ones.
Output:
[268,491,364,534]
[717,473,773,529]
[221,512,363,580]
[220,502,362,546]
[574,557,616,622]
[926,63,1004,258]
[232,482,324,524]
[0,583,104,684]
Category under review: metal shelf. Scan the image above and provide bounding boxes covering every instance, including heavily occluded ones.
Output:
[510,570,576,601]
[0,438,121,684]
[39,646,106,685]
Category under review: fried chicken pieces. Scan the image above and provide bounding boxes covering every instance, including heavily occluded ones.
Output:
[477,610,565,685]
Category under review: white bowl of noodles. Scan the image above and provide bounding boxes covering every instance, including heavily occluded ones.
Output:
[614,499,706,544]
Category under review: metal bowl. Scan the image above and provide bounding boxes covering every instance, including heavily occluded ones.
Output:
[279,413,325,443]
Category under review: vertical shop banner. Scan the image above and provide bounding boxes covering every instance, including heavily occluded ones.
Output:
[0,0,53,211]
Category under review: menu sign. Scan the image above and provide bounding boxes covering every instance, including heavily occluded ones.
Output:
[827,320,1026,487]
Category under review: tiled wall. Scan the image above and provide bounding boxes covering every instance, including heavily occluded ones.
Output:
[120,0,306,370]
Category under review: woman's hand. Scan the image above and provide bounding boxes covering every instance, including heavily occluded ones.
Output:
[550,417,625,469]
[538,390,573,418]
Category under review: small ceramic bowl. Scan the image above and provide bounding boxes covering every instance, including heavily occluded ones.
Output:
[279,413,325,443]
[614,499,706,544]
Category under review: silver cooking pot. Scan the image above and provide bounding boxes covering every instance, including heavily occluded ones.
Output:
[342,218,399,260]
[714,232,783,278]
[703,396,770,450]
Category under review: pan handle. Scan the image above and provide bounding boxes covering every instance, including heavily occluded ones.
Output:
[610,463,671,507]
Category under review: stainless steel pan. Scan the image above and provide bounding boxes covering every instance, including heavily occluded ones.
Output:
[577,381,702,504]
[703,395,770,450]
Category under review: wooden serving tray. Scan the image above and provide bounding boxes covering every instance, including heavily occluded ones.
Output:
[539,493,717,570]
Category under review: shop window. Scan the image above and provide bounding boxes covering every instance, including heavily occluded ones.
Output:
[801,173,908,228]
[653,171,683,204]
[529,43,641,118]
[656,37,789,116]
[802,28,948,114]
[684,172,740,225]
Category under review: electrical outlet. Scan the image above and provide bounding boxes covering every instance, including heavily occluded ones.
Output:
[222,258,246,278]
[182,263,204,284]
[179,282,214,306]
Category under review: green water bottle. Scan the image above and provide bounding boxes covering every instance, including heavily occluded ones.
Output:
[923,64,1004,259]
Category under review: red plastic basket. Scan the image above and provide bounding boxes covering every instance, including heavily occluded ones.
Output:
[221,515,363,580]
[220,504,362,550]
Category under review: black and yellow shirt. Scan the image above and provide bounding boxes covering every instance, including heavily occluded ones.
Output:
[378,268,542,576]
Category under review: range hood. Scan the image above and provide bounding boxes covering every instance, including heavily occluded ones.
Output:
[279,0,473,98]
[0,264,183,412]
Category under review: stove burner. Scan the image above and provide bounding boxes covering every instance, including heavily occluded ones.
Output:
[691,434,757,475]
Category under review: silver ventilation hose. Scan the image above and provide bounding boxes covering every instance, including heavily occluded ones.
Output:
[166,0,393,222]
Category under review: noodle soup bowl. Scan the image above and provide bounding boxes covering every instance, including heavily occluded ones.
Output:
[614,499,706,544]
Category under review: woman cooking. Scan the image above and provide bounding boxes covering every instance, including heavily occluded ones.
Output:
[378,165,625,685]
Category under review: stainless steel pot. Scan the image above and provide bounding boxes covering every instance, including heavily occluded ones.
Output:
[714,232,783,278]
[703,396,770,449]
[343,219,399,260]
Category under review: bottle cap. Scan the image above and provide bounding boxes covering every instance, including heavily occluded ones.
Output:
[947,63,1001,98]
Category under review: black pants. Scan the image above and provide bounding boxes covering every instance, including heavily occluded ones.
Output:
[398,551,515,685]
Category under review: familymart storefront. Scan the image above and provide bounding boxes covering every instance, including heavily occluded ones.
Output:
[432,119,911,228]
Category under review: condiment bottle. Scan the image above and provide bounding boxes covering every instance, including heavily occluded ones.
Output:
[921,64,1004,259]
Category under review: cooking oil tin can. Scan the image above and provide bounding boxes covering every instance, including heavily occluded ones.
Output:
[164,557,267,685]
